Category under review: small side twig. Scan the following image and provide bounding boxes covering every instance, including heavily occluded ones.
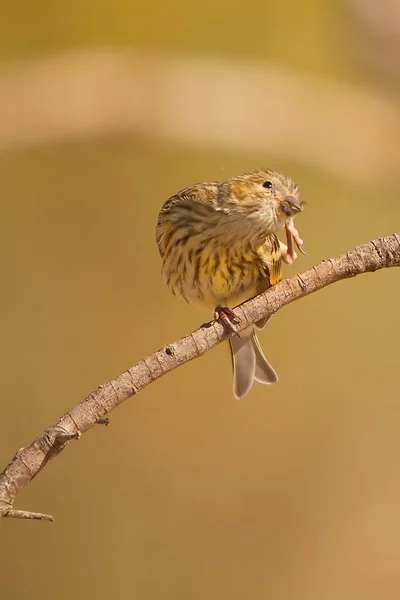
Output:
[4,509,54,522]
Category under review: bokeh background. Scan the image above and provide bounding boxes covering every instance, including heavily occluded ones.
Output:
[1,1,400,598]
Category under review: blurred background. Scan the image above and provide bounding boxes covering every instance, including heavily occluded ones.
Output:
[1,1,400,598]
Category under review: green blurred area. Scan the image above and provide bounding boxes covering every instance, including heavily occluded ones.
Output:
[1,2,400,600]
[2,0,345,75]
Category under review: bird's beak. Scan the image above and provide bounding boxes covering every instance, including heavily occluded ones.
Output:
[278,196,304,216]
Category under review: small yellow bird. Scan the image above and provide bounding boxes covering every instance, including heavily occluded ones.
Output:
[156,169,305,398]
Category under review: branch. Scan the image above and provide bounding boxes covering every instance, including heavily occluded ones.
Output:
[1,234,399,521]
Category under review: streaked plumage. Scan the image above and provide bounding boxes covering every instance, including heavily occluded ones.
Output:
[156,169,303,398]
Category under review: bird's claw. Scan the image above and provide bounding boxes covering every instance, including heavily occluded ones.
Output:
[214,306,241,338]
[284,218,307,262]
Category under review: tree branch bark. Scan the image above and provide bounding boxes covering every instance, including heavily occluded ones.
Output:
[1,233,399,522]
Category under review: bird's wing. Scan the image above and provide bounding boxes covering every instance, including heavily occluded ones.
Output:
[155,182,220,256]
[255,234,282,329]
[260,233,282,286]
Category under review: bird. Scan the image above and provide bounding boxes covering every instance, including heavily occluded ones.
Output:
[155,168,305,399]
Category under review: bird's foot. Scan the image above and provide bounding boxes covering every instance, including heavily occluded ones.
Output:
[283,218,307,263]
[280,241,296,265]
[214,306,241,337]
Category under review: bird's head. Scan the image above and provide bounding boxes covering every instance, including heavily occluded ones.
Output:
[219,168,303,233]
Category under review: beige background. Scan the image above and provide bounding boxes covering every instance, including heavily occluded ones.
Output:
[1,1,400,599]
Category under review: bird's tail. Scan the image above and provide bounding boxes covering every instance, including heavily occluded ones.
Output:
[229,327,278,399]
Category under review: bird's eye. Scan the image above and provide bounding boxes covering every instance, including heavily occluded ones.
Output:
[262,181,272,189]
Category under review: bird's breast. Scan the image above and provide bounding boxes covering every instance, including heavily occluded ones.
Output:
[163,238,269,309]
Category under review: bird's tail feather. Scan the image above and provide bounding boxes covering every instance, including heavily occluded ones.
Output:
[229,327,278,399]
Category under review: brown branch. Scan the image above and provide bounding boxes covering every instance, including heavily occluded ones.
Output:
[3,509,54,522]
[1,233,399,521]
